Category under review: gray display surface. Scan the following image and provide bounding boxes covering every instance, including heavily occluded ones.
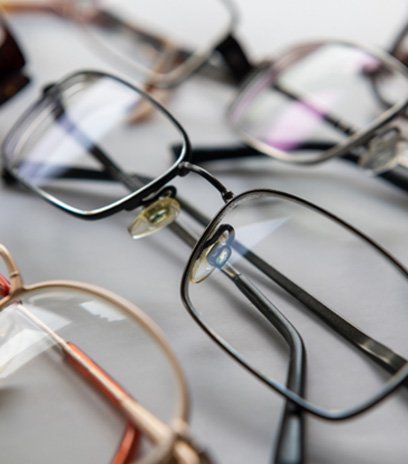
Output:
[1,1,408,463]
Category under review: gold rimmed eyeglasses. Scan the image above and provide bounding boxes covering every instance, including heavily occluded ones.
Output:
[0,243,211,464]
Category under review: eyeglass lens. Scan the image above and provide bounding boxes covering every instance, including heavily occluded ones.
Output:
[75,0,233,84]
[228,43,408,164]
[0,286,181,463]
[185,191,408,410]
[3,73,185,212]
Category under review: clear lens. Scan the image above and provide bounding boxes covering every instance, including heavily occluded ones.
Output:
[3,73,186,213]
[184,191,408,411]
[228,42,408,163]
[0,286,181,463]
[74,0,233,86]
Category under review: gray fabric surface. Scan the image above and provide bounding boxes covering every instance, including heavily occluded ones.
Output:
[1,2,408,463]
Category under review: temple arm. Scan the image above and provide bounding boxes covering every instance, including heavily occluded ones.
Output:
[14,303,140,464]
[65,342,140,464]
[175,143,408,194]
[229,270,305,464]
[162,218,306,463]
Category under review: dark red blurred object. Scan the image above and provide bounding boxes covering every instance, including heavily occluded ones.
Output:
[0,12,29,105]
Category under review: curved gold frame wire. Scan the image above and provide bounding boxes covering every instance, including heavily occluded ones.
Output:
[0,244,205,464]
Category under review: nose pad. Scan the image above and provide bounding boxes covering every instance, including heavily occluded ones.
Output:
[128,197,180,239]
[359,127,403,173]
[190,225,234,284]
[207,244,232,269]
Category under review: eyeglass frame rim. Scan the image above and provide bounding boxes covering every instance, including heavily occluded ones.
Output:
[1,70,193,220]
[180,187,408,421]
[74,0,239,88]
[226,39,408,166]
[0,243,192,463]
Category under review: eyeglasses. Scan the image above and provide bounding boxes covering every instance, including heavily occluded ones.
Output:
[0,243,211,463]
[0,70,306,463]
[0,0,252,87]
[2,70,408,459]
[14,0,408,197]
[36,2,407,195]
[68,6,408,195]
[182,39,408,195]
[56,1,408,193]
[0,9,29,105]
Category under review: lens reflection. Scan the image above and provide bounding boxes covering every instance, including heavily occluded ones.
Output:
[4,73,185,212]
[76,0,232,85]
[228,43,408,163]
[0,286,180,463]
[185,190,408,410]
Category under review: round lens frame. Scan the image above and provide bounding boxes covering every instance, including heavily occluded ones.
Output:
[0,244,190,464]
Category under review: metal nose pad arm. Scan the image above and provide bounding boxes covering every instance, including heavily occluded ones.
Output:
[128,188,181,239]
[359,126,405,173]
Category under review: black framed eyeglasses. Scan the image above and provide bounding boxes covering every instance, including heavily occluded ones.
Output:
[2,69,408,461]
[2,71,191,218]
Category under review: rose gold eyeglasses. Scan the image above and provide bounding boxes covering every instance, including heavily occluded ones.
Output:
[0,243,211,464]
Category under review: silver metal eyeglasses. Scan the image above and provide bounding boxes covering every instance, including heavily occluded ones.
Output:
[186,40,408,194]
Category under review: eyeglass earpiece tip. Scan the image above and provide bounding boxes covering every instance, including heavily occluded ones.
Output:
[128,197,180,240]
